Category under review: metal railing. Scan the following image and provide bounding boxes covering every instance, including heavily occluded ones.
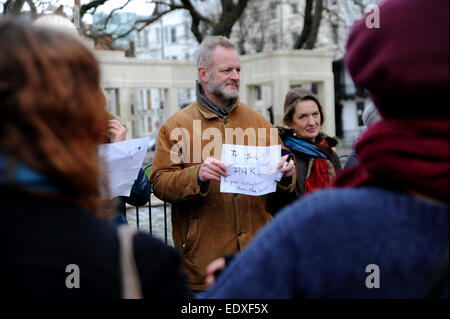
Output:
[127,162,171,245]
[129,192,168,244]
[127,191,170,245]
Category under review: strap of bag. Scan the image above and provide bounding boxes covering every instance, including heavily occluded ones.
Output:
[117,225,143,299]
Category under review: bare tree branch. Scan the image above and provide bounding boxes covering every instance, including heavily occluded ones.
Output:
[112,5,178,40]
[111,0,244,44]
[80,0,109,18]
[103,0,132,31]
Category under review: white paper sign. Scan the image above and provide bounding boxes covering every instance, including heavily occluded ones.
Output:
[220,144,281,196]
[98,137,149,199]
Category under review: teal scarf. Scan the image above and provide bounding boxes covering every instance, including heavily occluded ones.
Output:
[0,154,55,192]
[283,136,327,159]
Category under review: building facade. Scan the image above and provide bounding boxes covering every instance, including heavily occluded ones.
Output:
[96,49,335,145]
[124,0,377,144]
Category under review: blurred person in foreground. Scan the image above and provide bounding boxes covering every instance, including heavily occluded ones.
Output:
[201,0,448,298]
[35,13,152,227]
[267,87,341,215]
[0,18,190,299]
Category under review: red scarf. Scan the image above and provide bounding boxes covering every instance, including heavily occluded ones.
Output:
[333,119,449,203]
[305,139,337,193]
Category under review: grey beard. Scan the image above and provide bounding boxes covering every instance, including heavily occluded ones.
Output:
[207,74,239,101]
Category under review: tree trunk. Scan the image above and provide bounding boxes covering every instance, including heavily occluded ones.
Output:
[293,0,323,50]
[182,0,249,43]
[304,0,323,49]
[212,0,249,38]
[3,0,25,15]
[293,0,313,49]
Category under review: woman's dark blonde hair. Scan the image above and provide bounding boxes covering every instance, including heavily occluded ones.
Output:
[282,87,325,127]
[0,18,109,215]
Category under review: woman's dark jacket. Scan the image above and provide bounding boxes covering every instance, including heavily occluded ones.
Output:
[1,186,191,299]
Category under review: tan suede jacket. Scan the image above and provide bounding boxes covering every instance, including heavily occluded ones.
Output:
[150,99,296,290]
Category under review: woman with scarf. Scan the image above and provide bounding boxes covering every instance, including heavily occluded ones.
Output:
[201,0,448,298]
[267,87,341,215]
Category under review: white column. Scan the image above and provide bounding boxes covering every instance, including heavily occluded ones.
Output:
[317,77,336,137]
[244,85,255,109]
[273,78,290,126]
[164,87,179,122]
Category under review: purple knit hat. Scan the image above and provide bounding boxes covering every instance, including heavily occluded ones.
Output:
[344,0,449,118]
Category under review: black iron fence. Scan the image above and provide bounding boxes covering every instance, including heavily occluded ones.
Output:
[127,190,170,245]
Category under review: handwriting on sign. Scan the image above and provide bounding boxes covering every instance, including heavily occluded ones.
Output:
[228,166,260,176]
[221,144,281,196]
[233,181,269,194]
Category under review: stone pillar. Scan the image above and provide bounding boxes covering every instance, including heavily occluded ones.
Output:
[272,78,290,127]
[244,85,255,109]
[317,77,336,137]
[164,87,179,122]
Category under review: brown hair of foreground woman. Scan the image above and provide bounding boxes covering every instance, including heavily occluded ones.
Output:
[0,18,109,215]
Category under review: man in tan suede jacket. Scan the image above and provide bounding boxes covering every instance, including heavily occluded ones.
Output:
[150,36,296,291]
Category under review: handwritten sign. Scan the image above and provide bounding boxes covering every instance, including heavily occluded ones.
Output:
[220,144,281,196]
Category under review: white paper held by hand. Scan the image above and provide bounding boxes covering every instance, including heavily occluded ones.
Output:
[220,144,281,196]
[98,136,149,199]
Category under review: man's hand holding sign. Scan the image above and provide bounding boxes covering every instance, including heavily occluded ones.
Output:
[199,145,295,195]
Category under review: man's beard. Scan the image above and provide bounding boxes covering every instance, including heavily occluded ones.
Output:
[207,72,239,102]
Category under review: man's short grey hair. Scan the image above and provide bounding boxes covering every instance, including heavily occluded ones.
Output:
[196,36,237,69]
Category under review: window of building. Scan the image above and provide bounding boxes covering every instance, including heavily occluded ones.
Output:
[292,32,299,45]
[254,85,262,101]
[253,38,263,52]
[184,23,190,40]
[155,28,160,44]
[357,101,365,126]
[252,7,260,23]
[104,88,120,116]
[270,2,277,20]
[171,27,177,43]
[130,94,135,115]
[271,35,278,50]
[332,24,338,45]
[143,30,149,48]
[165,27,170,43]
[131,120,137,139]
[345,69,356,96]
[146,90,152,110]
[148,117,153,133]
[291,3,299,15]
